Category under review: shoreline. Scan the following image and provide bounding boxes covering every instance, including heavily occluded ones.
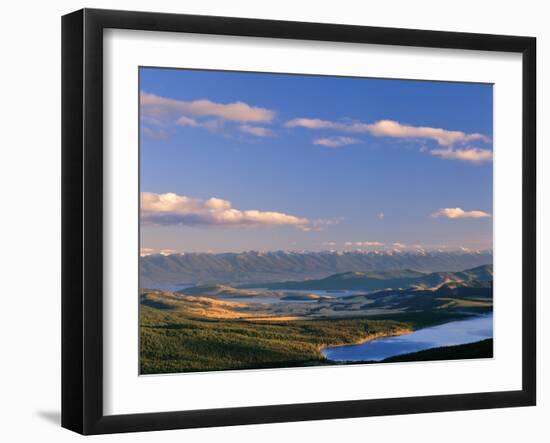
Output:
[319,327,414,356]
[319,312,493,361]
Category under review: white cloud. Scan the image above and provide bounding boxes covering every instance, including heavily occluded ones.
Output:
[285,118,342,130]
[344,241,384,247]
[377,212,385,220]
[142,92,277,138]
[431,208,491,219]
[140,192,338,230]
[285,117,490,147]
[240,125,274,137]
[141,92,276,123]
[204,197,232,210]
[366,120,489,146]
[298,218,342,232]
[392,242,407,248]
[313,136,359,148]
[430,147,493,163]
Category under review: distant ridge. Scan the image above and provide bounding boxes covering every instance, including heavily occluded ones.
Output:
[254,264,493,291]
[140,249,493,287]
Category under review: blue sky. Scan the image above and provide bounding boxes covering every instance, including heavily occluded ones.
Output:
[139,67,493,254]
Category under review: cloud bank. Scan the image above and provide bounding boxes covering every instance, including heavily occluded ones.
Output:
[141,92,275,123]
[141,192,337,231]
[286,118,492,162]
[366,120,489,146]
[431,208,491,219]
[140,92,277,138]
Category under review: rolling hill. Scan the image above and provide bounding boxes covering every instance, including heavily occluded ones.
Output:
[254,264,493,291]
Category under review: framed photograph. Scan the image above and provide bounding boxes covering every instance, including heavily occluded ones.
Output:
[62,8,536,435]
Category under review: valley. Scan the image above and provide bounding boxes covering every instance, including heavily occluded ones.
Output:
[140,263,493,374]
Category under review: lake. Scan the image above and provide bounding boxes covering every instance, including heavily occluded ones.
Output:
[253,288,367,298]
[322,313,493,362]
[217,288,368,304]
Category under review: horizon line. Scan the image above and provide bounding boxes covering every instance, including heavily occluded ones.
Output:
[140,247,494,257]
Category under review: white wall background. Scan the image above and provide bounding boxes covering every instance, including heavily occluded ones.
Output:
[0,0,546,441]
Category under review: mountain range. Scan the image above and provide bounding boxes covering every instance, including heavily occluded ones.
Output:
[253,264,492,291]
[140,249,493,287]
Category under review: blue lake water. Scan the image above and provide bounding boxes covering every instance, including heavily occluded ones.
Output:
[218,296,284,304]
[217,289,368,304]
[322,313,493,362]
[254,289,367,298]
[218,295,337,304]
[153,286,366,302]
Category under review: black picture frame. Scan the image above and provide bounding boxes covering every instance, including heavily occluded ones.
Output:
[62,8,536,435]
